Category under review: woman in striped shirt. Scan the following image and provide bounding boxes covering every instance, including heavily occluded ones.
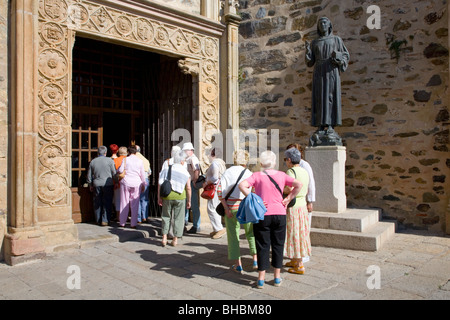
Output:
[218,150,256,274]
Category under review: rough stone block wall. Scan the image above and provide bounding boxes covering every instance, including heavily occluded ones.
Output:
[238,0,449,233]
[0,0,8,261]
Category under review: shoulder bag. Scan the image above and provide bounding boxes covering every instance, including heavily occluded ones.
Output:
[264,170,296,208]
[194,166,206,189]
[216,168,247,216]
[160,164,172,198]
[200,181,216,200]
[114,157,127,182]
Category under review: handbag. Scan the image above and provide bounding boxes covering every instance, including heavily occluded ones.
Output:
[264,170,296,208]
[283,168,297,208]
[115,158,127,182]
[159,165,172,198]
[194,167,206,189]
[216,168,247,217]
[200,183,216,200]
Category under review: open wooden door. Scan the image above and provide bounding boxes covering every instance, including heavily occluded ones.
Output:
[71,112,101,223]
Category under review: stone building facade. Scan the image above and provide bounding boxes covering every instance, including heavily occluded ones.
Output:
[0,0,241,264]
[238,0,449,234]
[0,0,449,264]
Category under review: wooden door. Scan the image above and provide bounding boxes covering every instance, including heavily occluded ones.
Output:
[71,112,101,223]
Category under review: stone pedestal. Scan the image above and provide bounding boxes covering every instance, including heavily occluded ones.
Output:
[305,146,346,213]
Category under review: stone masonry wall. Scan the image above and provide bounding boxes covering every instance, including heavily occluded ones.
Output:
[238,0,450,233]
[0,0,8,261]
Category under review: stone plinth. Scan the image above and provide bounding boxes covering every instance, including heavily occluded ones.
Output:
[310,209,396,251]
[305,146,346,213]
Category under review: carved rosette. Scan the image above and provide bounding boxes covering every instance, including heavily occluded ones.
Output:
[37,0,221,207]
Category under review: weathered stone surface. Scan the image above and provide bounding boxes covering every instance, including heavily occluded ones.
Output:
[371,104,388,115]
[413,90,432,102]
[424,43,449,58]
[238,0,450,233]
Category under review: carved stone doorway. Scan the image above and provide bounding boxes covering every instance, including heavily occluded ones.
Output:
[7,0,226,264]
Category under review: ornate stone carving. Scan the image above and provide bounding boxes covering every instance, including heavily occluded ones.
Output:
[41,22,65,45]
[38,110,68,141]
[203,59,217,77]
[37,0,221,208]
[40,0,68,22]
[202,79,218,102]
[136,18,154,42]
[39,144,66,171]
[204,38,217,57]
[40,82,65,106]
[178,58,200,76]
[68,3,90,27]
[155,25,170,46]
[116,15,133,36]
[38,49,68,79]
[90,6,114,30]
[38,171,68,205]
[189,36,202,54]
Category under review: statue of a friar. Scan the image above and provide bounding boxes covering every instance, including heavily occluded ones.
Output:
[305,17,350,147]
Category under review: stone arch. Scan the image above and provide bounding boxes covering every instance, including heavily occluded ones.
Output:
[37,0,222,212]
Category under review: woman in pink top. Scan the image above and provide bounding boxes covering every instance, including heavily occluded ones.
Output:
[117,145,147,228]
[239,150,301,289]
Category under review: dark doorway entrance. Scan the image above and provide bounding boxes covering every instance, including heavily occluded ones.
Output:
[71,37,194,223]
[103,112,131,150]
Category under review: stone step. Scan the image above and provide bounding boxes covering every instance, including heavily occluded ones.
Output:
[311,208,381,232]
[310,221,396,251]
[76,222,151,249]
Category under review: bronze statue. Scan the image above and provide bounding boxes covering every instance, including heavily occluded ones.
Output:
[306,17,350,147]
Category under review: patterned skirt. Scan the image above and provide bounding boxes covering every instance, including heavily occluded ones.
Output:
[284,205,311,259]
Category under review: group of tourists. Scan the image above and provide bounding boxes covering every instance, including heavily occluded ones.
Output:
[86,141,315,289]
[86,144,151,229]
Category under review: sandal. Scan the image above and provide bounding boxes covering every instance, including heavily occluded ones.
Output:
[171,238,178,247]
[288,265,305,275]
[285,260,296,268]
[256,280,264,289]
[231,265,243,274]
[274,278,283,287]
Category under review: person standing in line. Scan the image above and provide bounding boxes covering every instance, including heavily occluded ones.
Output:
[239,150,301,289]
[110,144,119,159]
[86,146,116,226]
[158,145,187,197]
[183,142,202,234]
[117,145,147,228]
[135,145,152,223]
[113,146,128,221]
[286,143,316,213]
[203,147,227,239]
[283,147,311,274]
[218,150,257,273]
[286,143,316,263]
[158,149,191,247]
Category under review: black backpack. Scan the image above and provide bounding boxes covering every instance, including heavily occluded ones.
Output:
[160,165,172,198]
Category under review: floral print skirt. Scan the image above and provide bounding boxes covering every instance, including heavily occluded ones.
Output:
[284,205,311,259]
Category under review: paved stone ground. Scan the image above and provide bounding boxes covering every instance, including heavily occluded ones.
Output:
[0,219,449,301]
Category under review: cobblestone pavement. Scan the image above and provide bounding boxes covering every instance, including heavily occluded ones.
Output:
[0,219,449,301]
